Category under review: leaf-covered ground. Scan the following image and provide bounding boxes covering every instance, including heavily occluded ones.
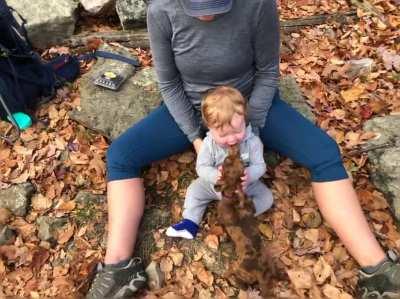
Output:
[0,0,399,298]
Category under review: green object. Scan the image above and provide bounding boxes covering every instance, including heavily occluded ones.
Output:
[8,112,32,130]
[86,257,147,299]
[358,250,400,298]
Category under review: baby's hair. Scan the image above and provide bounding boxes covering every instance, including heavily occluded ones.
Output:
[201,86,246,129]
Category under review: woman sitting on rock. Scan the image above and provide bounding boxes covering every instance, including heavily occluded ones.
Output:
[86,0,400,298]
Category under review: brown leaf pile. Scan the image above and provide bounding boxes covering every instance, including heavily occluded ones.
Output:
[0,0,399,298]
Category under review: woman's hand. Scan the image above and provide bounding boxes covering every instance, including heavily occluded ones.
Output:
[193,138,203,155]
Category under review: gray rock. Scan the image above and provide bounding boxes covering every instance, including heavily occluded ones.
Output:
[364,116,400,222]
[345,58,375,80]
[37,216,68,243]
[180,238,236,276]
[135,208,171,265]
[74,190,105,205]
[0,183,34,216]
[279,76,315,123]
[7,0,78,49]
[0,225,16,245]
[263,76,314,166]
[80,0,116,16]
[70,44,161,140]
[145,261,164,290]
[116,0,147,29]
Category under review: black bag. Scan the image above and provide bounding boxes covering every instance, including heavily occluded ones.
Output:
[0,0,56,120]
[0,0,140,143]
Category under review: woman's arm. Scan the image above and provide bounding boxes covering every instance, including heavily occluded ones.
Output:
[147,4,202,142]
[247,0,280,130]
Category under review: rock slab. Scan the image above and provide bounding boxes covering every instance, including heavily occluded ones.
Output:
[7,0,78,49]
[0,183,34,216]
[364,115,400,222]
[279,76,315,123]
[80,0,116,16]
[116,0,147,29]
[70,44,161,140]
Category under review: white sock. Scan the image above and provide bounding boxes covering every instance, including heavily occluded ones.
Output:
[166,226,194,239]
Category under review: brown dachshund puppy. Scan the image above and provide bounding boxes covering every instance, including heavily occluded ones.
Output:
[215,145,275,297]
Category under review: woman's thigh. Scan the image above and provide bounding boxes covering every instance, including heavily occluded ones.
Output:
[259,92,348,182]
[107,104,192,181]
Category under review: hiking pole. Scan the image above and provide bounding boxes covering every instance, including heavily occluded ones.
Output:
[0,92,20,144]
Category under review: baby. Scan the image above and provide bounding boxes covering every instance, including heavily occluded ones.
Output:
[166,86,273,239]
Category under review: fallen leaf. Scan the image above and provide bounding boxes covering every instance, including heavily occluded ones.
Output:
[31,194,52,211]
[377,47,400,71]
[304,228,319,243]
[169,251,184,267]
[287,269,313,289]
[204,234,219,250]
[322,284,341,298]
[161,292,185,299]
[0,207,12,224]
[258,223,273,240]
[313,257,332,284]
[0,147,10,160]
[190,261,214,286]
[31,248,50,274]
[160,256,174,273]
[340,85,365,102]
[53,265,69,277]
[9,170,29,184]
[54,199,76,212]
[57,223,74,244]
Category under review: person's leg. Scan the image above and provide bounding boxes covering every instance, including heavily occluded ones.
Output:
[86,105,192,299]
[105,104,192,263]
[105,178,145,264]
[167,178,218,239]
[259,92,385,267]
[245,181,273,216]
[182,178,218,224]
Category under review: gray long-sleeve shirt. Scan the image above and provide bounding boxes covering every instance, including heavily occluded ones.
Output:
[147,0,280,141]
[196,125,266,185]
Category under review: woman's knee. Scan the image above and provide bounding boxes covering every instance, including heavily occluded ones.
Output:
[106,136,142,181]
[308,136,348,182]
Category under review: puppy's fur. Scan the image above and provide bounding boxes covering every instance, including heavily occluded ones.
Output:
[215,145,275,297]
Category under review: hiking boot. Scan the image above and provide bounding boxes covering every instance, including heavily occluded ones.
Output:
[358,250,400,299]
[86,257,147,299]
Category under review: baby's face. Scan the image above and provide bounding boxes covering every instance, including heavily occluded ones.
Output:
[209,113,246,148]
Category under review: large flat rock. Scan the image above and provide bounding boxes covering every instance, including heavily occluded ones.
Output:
[80,0,116,16]
[0,183,34,217]
[7,0,78,49]
[364,116,400,222]
[279,76,314,123]
[70,44,161,140]
[116,0,147,29]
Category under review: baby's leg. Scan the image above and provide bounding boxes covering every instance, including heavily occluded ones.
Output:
[182,178,219,224]
[246,181,273,216]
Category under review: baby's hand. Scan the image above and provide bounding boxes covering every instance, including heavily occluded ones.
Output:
[217,165,223,182]
[241,168,249,191]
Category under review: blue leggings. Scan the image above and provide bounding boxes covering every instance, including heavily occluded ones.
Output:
[107,92,348,182]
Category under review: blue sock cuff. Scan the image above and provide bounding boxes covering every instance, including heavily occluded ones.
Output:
[172,219,199,237]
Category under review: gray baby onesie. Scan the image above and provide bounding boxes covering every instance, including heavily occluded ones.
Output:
[182,125,273,224]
